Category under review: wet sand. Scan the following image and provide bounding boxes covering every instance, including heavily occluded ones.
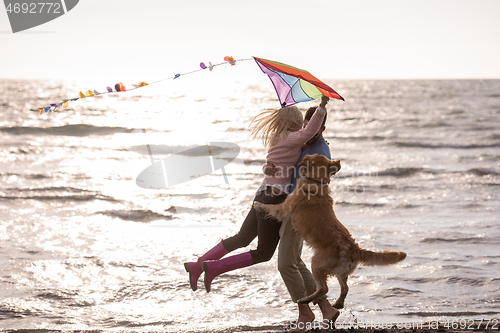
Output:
[5,322,500,333]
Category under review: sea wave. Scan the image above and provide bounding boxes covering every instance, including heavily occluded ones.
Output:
[394,141,500,149]
[399,276,494,287]
[400,310,500,317]
[10,186,93,193]
[466,168,500,176]
[0,194,118,202]
[338,165,499,179]
[377,167,431,177]
[36,290,95,307]
[96,209,173,222]
[0,172,90,180]
[0,124,132,136]
[0,172,50,179]
[335,200,386,207]
[331,134,387,141]
[375,287,423,298]
[420,236,498,245]
[1,186,118,202]
[487,133,500,140]
[0,304,35,319]
[419,121,452,128]
[337,167,436,178]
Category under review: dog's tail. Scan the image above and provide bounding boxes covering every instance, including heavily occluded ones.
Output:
[359,249,406,266]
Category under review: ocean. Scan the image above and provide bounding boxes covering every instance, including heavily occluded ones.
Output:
[1,73,499,332]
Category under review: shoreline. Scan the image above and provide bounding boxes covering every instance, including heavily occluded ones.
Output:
[3,320,500,333]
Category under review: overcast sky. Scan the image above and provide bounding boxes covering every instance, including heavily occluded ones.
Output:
[1,0,499,80]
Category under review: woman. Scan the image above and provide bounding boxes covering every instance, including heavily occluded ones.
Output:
[185,97,330,292]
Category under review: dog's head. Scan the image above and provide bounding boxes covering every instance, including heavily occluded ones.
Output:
[298,154,341,184]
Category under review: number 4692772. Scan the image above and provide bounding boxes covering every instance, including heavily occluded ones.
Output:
[6,3,61,14]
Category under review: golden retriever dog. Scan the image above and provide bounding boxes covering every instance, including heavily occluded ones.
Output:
[254,154,406,308]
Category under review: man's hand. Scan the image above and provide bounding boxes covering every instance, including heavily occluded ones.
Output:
[263,162,277,176]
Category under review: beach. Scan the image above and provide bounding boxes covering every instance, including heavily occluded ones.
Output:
[4,320,500,333]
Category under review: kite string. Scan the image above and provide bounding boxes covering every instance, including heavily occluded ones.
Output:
[39,57,254,114]
[149,58,253,84]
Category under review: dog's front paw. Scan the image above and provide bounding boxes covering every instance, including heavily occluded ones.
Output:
[253,202,264,211]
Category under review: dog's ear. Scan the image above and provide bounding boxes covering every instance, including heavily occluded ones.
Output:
[329,159,341,176]
[298,156,311,167]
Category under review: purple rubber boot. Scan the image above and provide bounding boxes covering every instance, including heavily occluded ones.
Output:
[202,251,254,292]
[184,241,228,291]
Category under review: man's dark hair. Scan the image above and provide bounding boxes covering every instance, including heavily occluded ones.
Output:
[305,106,327,128]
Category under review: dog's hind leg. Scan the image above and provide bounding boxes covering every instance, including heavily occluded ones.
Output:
[333,274,349,309]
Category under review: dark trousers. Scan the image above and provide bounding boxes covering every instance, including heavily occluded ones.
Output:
[222,187,287,263]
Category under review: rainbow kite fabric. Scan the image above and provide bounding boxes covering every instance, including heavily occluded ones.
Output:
[253,57,344,107]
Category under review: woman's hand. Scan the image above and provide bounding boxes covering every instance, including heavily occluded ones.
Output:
[263,162,277,176]
[320,96,330,109]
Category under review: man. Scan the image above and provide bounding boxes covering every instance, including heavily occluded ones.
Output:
[263,106,339,328]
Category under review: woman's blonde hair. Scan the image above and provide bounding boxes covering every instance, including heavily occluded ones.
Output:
[250,105,303,147]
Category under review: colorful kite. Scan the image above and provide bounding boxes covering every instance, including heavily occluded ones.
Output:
[253,57,344,107]
[38,56,343,114]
